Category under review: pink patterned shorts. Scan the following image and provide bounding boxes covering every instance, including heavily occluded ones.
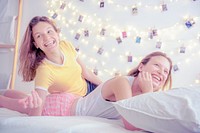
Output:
[42,93,78,116]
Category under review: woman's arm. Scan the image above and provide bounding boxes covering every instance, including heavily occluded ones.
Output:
[102,76,132,101]
[76,57,102,85]
[101,76,142,130]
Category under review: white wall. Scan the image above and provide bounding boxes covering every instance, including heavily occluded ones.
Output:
[0,0,18,89]
[8,0,200,92]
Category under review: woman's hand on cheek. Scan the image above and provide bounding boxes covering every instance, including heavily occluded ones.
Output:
[138,71,153,93]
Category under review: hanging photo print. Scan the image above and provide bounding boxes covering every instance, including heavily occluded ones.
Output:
[127,55,132,62]
[116,37,122,44]
[132,6,138,15]
[93,67,98,75]
[149,28,158,39]
[135,36,141,43]
[100,28,106,36]
[180,46,186,53]
[60,2,66,10]
[156,41,162,49]
[84,30,89,37]
[149,32,153,39]
[97,47,104,55]
[75,46,80,52]
[52,12,58,19]
[75,33,81,40]
[173,64,179,72]
[78,15,84,22]
[161,3,167,11]
[152,29,158,36]
[185,18,195,28]
[100,1,104,8]
[122,31,127,38]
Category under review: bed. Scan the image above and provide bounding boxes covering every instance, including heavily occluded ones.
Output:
[1,86,200,133]
[0,108,146,133]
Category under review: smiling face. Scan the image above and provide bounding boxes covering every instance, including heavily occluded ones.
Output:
[32,22,60,55]
[138,56,170,91]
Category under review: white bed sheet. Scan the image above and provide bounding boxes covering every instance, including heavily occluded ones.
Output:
[0,108,147,133]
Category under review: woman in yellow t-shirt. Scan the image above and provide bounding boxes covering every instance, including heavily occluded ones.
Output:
[0,16,102,116]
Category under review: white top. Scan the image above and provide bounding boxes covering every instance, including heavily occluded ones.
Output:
[75,76,134,119]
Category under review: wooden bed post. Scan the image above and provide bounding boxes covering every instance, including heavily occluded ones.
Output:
[10,0,23,89]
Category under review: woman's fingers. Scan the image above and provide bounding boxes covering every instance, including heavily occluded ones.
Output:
[28,95,33,108]
[138,71,153,93]
[34,90,42,106]
[140,71,152,81]
[32,90,38,108]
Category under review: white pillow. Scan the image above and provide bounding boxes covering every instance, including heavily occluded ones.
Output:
[113,86,200,133]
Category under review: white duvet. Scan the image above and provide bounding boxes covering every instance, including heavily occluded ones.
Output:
[0,108,145,133]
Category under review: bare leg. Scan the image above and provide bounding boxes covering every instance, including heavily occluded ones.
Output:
[4,89,28,99]
[0,89,29,114]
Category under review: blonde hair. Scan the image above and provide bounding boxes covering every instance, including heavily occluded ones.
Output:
[18,16,59,81]
[128,51,173,90]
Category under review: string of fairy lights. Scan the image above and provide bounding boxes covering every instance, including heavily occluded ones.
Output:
[45,0,200,86]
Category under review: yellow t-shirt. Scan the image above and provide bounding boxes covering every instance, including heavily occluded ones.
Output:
[35,40,87,96]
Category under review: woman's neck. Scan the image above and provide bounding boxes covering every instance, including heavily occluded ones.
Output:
[46,50,64,65]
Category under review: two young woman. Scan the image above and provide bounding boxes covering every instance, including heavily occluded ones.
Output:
[24,50,172,130]
[0,16,173,131]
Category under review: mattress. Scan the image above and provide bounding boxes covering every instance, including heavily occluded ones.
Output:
[0,108,147,133]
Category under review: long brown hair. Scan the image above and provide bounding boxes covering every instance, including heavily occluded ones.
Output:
[128,51,173,90]
[18,16,59,81]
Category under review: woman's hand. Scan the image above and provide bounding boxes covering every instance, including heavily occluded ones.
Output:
[138,71,153,93]
[18,90,42,109]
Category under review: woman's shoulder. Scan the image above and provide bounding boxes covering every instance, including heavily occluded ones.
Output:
[121,76,134,85]
[36,61,50,71]
[112,76,133,83]
[35,63,52,79]
[60,40,77,57]
[60,40,73,48]
[115,75,134,80]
